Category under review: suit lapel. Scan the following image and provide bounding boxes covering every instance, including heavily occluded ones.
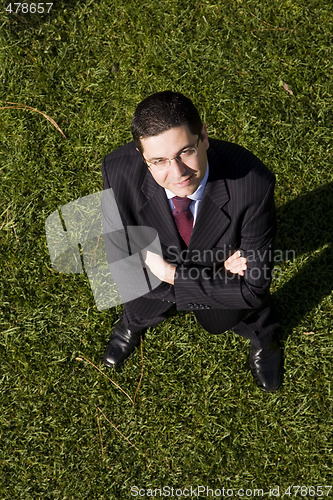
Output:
[189,145,231,251]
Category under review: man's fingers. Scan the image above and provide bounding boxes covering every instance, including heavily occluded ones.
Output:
[225,250,246,264]
[225,250,242,264]
[224,249,247,275]
[228,261,247,272]
[224,255,247,272]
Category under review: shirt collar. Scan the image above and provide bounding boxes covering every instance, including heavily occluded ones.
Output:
[164,162,209,200]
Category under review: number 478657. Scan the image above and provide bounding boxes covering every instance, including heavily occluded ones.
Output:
[6,3,53,14]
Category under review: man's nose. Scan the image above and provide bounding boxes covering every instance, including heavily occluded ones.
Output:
[169,157,188,176]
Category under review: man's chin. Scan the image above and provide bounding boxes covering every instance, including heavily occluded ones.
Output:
[171,177,199,196]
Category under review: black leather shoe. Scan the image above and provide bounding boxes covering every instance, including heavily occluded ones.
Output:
[248,341,283,392]
[103,321,142,369]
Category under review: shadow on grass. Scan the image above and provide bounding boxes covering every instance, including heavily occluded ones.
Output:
[274,182,332,338]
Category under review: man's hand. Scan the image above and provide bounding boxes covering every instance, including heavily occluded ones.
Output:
[224,250,247,276]
[145,251,176,285]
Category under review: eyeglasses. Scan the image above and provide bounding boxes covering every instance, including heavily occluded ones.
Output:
[143,137,200,171]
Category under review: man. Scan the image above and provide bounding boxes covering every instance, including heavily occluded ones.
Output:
[101,91,282,392]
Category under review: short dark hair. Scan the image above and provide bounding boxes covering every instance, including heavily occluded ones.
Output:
[131,91,203,152]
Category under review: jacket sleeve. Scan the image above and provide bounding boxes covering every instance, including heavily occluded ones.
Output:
[173,179,276,310]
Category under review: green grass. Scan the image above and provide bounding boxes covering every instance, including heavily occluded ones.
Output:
[0,0,332,498]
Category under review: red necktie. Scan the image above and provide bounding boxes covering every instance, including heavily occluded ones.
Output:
[172,196,194,246]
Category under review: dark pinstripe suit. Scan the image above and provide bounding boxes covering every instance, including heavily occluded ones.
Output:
[102,139,279,347]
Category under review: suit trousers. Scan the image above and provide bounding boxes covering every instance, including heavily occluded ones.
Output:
[122,294,279,348]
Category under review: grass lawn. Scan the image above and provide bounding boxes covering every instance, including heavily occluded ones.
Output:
[0,0,332,498]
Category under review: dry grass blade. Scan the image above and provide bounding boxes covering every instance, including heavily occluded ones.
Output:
[76,356,134,405]
[283,83,294,95]
[0,211,8,232]
[0,102,67,138]
[248,10,294,32]
[95,405,138,449]
[0,209,18,241]
[12,224,19,243]
[133,335,144,406]
[249,10,280,28]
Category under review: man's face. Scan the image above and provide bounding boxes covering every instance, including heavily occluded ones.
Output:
[140,124,209,197]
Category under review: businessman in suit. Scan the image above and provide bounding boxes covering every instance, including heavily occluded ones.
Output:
[101,91,282,392]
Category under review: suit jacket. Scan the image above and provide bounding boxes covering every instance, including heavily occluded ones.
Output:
[102,139,276,312]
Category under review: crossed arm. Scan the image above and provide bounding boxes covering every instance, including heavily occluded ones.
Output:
[145,249,247,285]
[148,180,276,311]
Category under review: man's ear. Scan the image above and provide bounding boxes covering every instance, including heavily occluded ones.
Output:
[136,146,143,157]
[201,123,209,150]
